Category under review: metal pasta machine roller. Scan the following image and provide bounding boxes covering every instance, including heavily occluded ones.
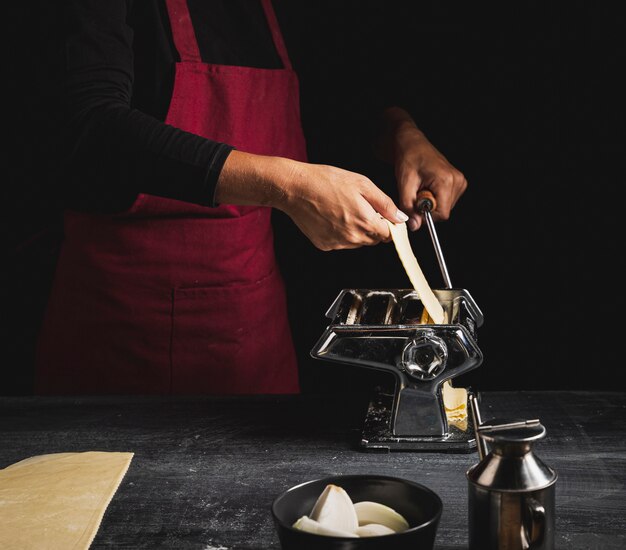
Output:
[310,191,484,451]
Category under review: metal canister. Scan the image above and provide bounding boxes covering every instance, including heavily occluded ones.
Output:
[466,419,557,550]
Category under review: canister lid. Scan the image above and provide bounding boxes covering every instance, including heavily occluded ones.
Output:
[478,418,546,447]
[467,417,557,491]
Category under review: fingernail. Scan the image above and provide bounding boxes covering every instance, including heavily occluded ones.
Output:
[396,210,409,223]
[408,218,418,231]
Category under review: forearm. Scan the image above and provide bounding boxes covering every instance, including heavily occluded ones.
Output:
[214,151,302,209]
[373,106,429,164]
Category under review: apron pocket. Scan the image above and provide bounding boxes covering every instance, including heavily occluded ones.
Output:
[171,268,298,394]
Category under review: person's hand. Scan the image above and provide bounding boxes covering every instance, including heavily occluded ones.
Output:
[276,161,408,250]
[377,107,468,231]
[215,151,408,251]
[394,123,467,230]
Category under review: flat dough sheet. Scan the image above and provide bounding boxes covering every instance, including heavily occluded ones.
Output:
[442,381,468,431]
[0,451,134,550]
[387,220,467,427]
[386,220,445,324]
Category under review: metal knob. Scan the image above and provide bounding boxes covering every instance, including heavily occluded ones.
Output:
[401,330,448,380]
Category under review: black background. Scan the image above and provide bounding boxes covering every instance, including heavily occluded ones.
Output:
[275,1,624,395]
[5,2,625,395]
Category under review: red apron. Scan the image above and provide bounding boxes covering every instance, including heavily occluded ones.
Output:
[35,0,307,395]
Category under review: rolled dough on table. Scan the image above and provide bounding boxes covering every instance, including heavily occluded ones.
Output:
[0,451,133,550]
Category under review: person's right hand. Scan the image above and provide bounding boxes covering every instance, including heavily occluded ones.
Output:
[215,151,408,251]
[275,160,408,251]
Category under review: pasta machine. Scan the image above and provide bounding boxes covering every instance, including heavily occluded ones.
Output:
[310,287,484,451]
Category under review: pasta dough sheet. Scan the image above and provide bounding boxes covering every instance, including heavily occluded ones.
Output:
[386,220,445,324]
[0,451,134,550]
[442,380,468,431]
[387,220,467,428]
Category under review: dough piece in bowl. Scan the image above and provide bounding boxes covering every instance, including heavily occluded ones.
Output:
[0,451,133,550]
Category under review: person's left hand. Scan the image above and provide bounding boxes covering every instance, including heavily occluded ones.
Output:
[392,120,468,231]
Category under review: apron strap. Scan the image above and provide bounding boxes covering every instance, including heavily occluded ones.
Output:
[165,0,202,63]
[166,0,293,69]
[260,0,293,70]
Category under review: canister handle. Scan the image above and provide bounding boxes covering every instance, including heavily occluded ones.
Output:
[524,497,545,549]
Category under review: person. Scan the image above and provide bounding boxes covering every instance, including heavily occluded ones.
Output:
[34,0,467,395]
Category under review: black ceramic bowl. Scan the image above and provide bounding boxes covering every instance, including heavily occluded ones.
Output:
[272,474,442,550]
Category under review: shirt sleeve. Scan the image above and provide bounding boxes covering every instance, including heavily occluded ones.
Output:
[59,0,233,213]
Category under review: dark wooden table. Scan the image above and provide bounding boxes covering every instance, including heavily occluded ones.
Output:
[1,391,624,549]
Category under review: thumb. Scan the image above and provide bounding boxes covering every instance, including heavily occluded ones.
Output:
[361,182,408,224]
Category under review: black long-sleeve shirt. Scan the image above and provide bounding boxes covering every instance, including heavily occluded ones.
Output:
[16,0,408,227]
[57,0,291,213]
